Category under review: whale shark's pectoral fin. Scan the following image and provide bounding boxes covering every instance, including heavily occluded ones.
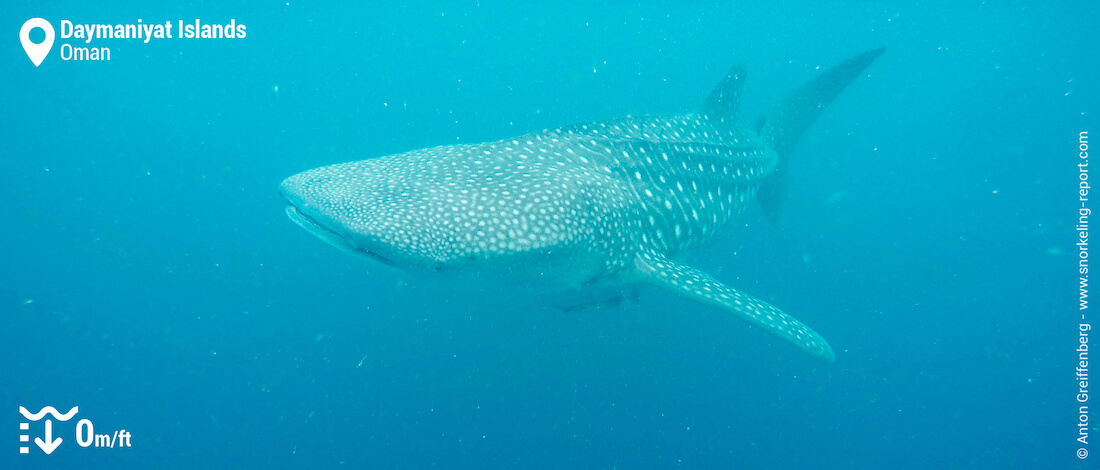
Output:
[633,251,836,363]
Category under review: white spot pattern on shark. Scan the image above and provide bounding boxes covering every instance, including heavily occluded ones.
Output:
[280,49,885,362]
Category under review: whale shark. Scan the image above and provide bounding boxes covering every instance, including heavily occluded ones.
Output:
[280,49,884,362]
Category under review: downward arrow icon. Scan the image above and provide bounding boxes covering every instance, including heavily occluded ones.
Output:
[35,419,62,454]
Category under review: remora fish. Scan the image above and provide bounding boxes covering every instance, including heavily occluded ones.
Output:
[280,49,884,362]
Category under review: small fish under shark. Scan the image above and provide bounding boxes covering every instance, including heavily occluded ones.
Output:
[280,49,884,363]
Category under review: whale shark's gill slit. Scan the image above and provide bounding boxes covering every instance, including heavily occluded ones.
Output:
[363,251,397,267]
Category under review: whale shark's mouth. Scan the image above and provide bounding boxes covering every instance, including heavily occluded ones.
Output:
[283,205,341,242]
[283,205,398,267]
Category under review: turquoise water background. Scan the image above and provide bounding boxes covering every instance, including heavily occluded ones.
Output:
[2,2,1095,468]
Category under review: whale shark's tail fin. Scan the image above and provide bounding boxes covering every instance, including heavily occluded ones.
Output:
[757,48,885,222]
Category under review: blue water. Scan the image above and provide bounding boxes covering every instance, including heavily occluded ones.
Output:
[2,2,1094,468]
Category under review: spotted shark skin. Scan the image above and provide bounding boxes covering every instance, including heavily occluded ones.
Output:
[281,49,884,362]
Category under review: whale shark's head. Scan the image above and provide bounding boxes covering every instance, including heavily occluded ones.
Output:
[279,146,625,277]
[279,157,450,270]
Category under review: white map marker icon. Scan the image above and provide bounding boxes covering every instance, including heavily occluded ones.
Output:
[20,18,54,67]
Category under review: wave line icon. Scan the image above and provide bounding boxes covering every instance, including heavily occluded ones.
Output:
[19,406,79,421]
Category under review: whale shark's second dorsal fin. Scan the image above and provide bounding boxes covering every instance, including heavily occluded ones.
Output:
[757,48,885,222]
[632,250,836,363]
[700,64,747,123]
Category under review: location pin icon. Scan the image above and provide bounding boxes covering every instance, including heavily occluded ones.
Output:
[20,18,55,67]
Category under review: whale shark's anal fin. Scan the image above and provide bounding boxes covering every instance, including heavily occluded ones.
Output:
[633,251,836,363]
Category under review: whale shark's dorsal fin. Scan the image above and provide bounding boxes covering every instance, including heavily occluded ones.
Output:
[633,250,836,363]
[757,48,885,222]
[700,64,747,123]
